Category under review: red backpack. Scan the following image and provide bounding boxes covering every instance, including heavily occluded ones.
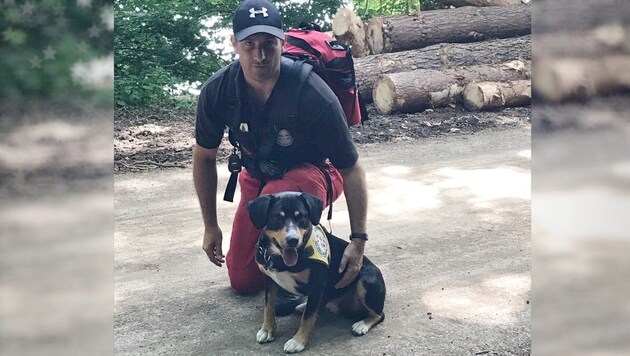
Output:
[282,24,368,126]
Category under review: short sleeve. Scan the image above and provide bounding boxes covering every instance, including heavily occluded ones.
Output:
[195,82,225,149]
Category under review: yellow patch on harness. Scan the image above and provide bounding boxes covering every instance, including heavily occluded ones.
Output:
[305,225,330,266]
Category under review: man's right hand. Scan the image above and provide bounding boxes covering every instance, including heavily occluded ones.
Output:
[202,226,225,267]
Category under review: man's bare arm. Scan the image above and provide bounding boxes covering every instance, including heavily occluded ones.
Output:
[335,159,368,288]
[193,144,225,267]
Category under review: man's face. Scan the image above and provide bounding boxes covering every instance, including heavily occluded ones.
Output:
[232,33,283,83]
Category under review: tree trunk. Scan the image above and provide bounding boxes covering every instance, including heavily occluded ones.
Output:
[436,0,524,7]
[356,35,530,102]
[533,55,630,102]
[463,80,531,110]
[366,5,530,54]
[373,60,530,114]
[332,8,370,58]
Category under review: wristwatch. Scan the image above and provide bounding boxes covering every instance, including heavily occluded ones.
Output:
[349,232,368,241]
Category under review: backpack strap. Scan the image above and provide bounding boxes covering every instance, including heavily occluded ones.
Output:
[226,60,243,145]
[281,56,313,124]
[224,60,243,202]
[283,58,335,221]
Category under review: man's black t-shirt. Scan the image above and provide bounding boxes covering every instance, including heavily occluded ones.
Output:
[195,58,358,171]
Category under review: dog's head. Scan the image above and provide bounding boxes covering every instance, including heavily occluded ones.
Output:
[247,192,324,267]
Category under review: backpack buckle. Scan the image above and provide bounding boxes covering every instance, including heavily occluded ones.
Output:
[326,40,346,51]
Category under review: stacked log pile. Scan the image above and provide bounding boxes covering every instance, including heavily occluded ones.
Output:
[332,4,532,114]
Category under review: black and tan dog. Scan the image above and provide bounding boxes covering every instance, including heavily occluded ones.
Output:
[248,192,386,353]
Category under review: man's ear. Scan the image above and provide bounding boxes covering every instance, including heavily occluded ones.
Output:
[230,35,238,50]
[299,192,324,226]
[247,195,274,229]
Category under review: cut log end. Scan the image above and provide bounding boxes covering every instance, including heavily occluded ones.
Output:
[366,17,384,55]
[332,8,357,34]
[463,84,487,110]
[373,77,398,114]
[332,8,369,57]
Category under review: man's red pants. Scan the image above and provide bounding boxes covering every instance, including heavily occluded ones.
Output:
[225,163,344,294]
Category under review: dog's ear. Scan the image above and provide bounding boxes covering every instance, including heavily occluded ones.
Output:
[247,195,274,229]
[299,192,324,226]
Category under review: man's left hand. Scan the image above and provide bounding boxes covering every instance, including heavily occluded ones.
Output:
[335,240,365,289]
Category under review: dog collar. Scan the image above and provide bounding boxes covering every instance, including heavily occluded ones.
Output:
[305,225,330,266]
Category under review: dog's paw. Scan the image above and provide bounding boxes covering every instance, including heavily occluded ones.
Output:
[351,320,370,336]
[295,302,307,314]
[324,301,339,314]
[256,328,275,343]
[284,338,305,353]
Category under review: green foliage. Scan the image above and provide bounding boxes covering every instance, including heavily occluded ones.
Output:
[114,0,345,108]
[0,0,113,104]
[114,0,238,107]
[351,0,447,20]
[276,0,345,32]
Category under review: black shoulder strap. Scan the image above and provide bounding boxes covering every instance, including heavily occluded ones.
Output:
[225,60,242,148]
[280,57,335,221]
[225,60,240,111]
[281,56,313,122]
[224,61,242,203]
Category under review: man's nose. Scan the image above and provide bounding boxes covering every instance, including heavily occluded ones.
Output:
[254,46,265,62]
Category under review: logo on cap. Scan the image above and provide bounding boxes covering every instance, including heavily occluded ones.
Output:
[249,7,268,18]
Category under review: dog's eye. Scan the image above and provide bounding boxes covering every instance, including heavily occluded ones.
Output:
[295,212,309,222]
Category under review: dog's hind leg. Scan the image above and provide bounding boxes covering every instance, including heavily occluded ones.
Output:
[257,275,278,343]
[351,278,386,336]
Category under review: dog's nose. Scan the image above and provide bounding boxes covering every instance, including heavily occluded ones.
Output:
[285,235,299,248]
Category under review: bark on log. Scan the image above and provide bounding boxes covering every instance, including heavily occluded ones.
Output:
[463,80,531,110]
[534,25,630,59]
[366,5,530,55]
[437,0,524,7]
[533,55,630,102]
[373,60,530,114]
[356,35,530,102]
[332,8,369,58]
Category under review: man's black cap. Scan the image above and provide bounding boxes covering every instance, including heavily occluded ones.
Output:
[233,0,284,41]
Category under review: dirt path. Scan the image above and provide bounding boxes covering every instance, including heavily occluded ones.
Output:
[114,126,531,355]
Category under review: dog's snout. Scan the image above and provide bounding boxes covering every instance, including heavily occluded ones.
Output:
[285,235,299,248]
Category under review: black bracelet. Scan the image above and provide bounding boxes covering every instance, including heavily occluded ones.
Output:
[349,233,368,241]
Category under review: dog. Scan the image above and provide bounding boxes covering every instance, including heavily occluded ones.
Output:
[248,191,386,353]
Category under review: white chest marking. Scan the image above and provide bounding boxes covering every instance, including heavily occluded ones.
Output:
[266,271,302,295]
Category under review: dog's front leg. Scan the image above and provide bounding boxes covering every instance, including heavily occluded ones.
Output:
[257,275,277,343]
[284,284,325,353]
